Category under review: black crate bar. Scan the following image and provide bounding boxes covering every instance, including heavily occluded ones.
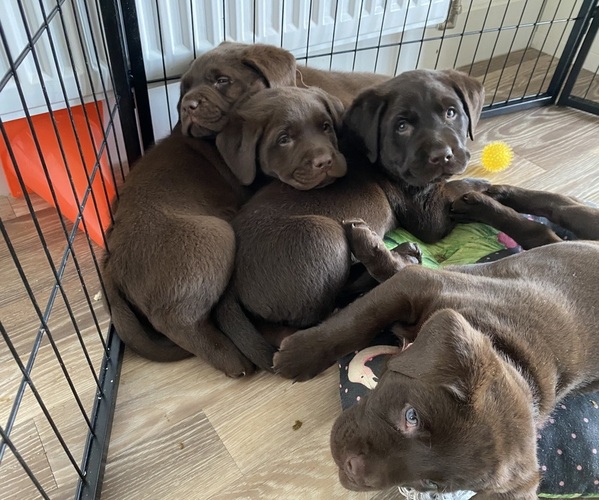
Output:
[559,1,599,115]
[98,0,142,165]
[119,0,155,150]
[1,1,597,498]
[76,325,124,500]
[0,0,137,497]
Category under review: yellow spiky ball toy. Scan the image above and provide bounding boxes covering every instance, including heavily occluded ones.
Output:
[480,141,514,172]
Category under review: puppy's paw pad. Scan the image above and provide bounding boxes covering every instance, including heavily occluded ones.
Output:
[393,242,422,264]
[345,220,384,255]
[343,219,378,237]
[273,351,315,382]
[274,336,333,382]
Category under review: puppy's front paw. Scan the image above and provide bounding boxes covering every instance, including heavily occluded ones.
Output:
[222,354,256,378]
[450,191,490,221]
[461,177,491,192]
[392,241,422,265]
[273,331,335,382]
[343,219,385,262]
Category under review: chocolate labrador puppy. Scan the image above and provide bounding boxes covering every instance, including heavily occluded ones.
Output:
[179,42,298,137]
[216,86,347,190]
[273,191,599,499]
[214,69,485,370]
[179,41,389,137]
[102,46,323,377]
[212,86,348,368]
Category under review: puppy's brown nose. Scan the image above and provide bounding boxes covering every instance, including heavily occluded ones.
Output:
[345,455,366,478]
[312,154,333,170]
[182,98,200,113]
[429,146,454,164]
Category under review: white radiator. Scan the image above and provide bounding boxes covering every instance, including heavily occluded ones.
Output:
[139,0,452,138]
[137,0,452,81]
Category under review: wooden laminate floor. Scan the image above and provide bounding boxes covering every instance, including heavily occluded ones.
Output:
[1,64,599,500]
[104,104,599,500]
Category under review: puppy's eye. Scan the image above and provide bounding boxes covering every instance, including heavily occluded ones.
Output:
[446,107,457,119]
[323,122,332,132]
[405,407,419,427]
[396,120,408,133]
[277,133,291,145]
[215,76,231,86]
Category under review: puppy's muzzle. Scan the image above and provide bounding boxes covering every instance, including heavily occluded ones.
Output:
[310,153,333,171]
[180,90,228,136]
[428,145,454,166]
[338,454,374,491]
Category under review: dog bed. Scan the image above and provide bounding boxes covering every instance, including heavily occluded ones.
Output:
[338,217,599,499]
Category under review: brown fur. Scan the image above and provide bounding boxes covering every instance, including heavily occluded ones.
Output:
[296,65,390,107]
[216,87,347,189]
[103,45,362,376]
[179,42,298,137]
[213,69,486,370]
[273,194,599,498]
[451,184,599,248]
[179,41,389,137]
[101,128,254,377]
[213,87,349,369]
[103,43,299,373]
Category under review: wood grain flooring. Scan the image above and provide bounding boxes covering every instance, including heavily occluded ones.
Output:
[1,57,598,499]
[99,104,599,500]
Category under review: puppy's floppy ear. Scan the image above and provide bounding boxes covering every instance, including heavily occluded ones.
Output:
[342,88,387,164]
[440,70,485,141]
[308,87,345,130]
[242,44,297,88]
[216,112,263,185]
[388,309,493,401]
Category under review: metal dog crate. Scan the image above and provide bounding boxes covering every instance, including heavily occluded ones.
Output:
[0,1,597,498]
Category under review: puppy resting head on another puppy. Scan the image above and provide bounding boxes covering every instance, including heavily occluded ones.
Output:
[332,309,540,498]
[216,87,347,190]
[178,42,297,137]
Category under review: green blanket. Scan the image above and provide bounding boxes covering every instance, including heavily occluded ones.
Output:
[384,222,507,269]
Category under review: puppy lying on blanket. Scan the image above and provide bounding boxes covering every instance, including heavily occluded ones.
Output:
[274,189,599,498]
[214,69,486,371]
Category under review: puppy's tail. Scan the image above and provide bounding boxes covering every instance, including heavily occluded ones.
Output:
[102,265,192,362]
[214,291,277,372]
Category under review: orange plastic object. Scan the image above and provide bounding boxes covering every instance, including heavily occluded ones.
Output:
[0,102,115,247]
